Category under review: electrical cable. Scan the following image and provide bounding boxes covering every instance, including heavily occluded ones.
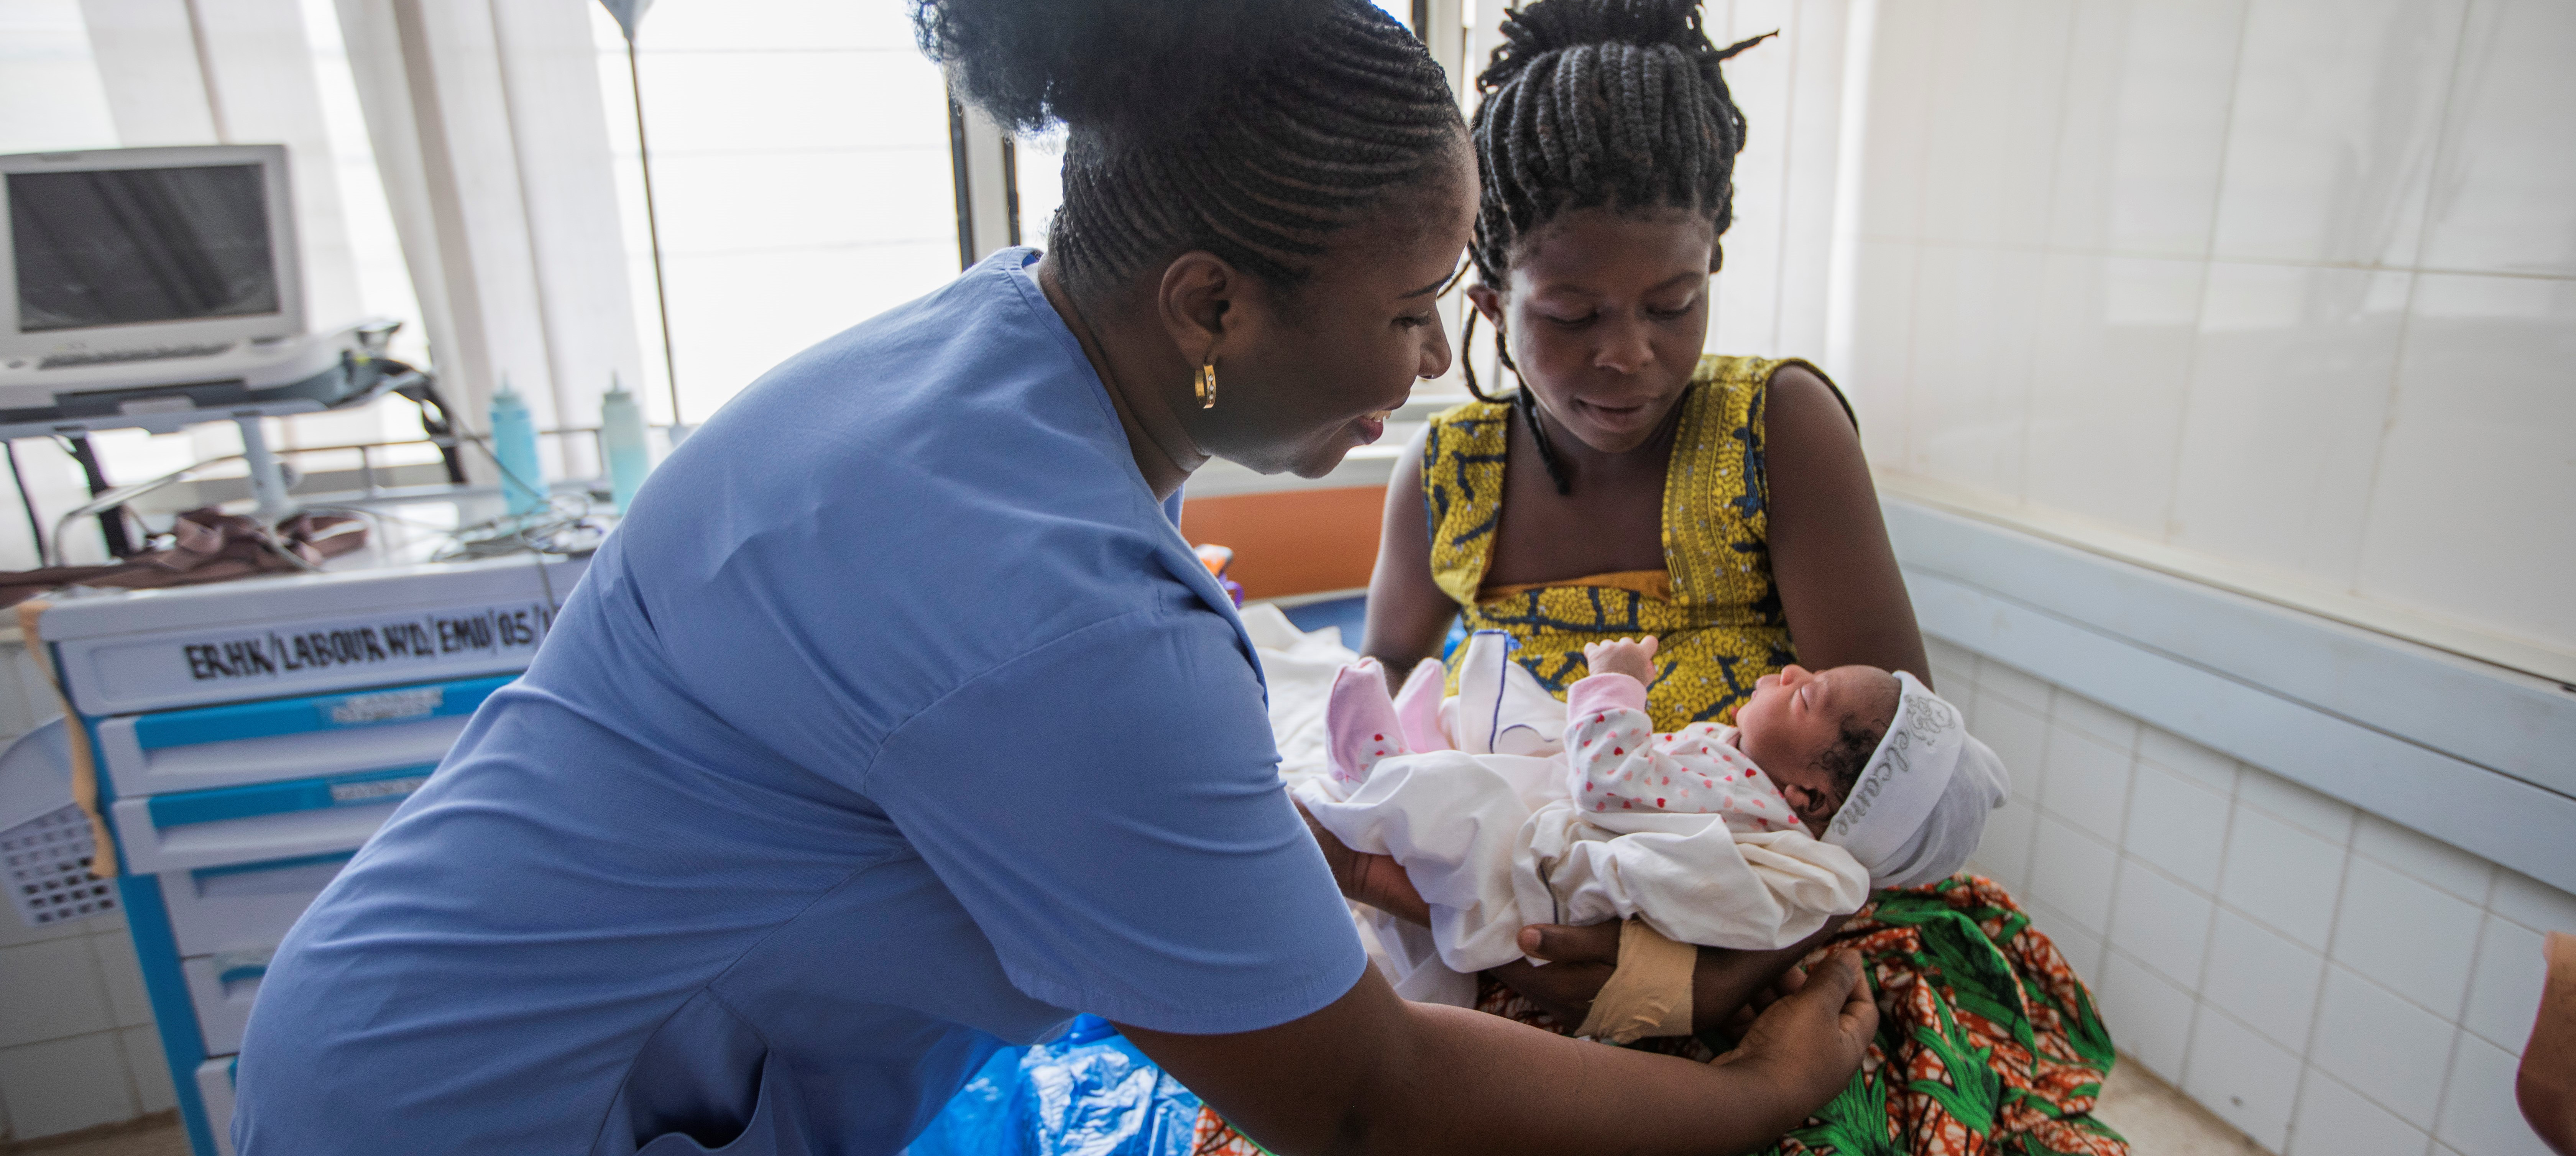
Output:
[4,442,44,565]
[425,430,606,614]
[58,435,136,557]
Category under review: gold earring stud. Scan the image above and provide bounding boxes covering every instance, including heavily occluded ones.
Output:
[1194,361,1218,409]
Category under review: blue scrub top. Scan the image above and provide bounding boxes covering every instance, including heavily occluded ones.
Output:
[234,250,1367,1155]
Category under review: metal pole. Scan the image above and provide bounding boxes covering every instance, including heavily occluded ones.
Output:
[628,36,684,431]
[237,417,293,522]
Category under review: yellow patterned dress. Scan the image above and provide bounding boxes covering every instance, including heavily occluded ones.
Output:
[1423,353,1797,727]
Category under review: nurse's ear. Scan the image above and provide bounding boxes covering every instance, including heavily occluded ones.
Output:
[1154,250,1250,381]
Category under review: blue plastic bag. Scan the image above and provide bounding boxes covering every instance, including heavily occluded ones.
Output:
[903,1016,1207,1156]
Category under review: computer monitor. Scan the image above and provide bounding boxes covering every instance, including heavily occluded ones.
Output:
[0,144,305,363]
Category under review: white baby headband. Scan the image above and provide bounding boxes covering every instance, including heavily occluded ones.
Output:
[1822,671,2009,888]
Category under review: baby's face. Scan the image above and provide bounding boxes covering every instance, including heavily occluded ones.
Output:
[1731,664,1901,835]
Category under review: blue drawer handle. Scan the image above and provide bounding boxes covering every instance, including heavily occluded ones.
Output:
[190,850,357,883]
[147,767,436,829]
[131,675,515,751]
[212,949,273,987]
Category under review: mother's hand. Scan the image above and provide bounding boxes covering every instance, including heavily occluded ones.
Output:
[1296,800,1431,926]
[1495,915,1856,1033]
[1487,923,1623,1026]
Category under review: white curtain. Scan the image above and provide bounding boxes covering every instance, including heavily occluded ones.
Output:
[333,0,642,479]
[78,0,369,331]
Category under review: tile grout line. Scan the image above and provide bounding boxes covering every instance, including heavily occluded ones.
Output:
[1850,232,2576,281]
[86,928,147,1118]
[2280,811,2364,1154]
[2086,696,2141,992]
[2343,0,2482,606]
[2420,853,2524,1148]
[2150,0,2258,547]
[2180,753,2244,1100]
[2012,0,2088,512]
[1761,0,1800,358]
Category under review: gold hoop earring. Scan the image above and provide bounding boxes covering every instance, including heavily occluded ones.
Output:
[1194,358,1218,409]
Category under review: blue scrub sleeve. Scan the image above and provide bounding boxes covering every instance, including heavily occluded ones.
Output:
[863,605,1368,1036]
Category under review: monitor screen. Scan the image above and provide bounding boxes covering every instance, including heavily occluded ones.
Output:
[8,164,278,333]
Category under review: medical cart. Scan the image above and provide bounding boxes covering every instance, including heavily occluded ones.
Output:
[35,552,587,1156]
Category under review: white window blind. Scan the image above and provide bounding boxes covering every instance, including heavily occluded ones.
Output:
[590,0,958,427]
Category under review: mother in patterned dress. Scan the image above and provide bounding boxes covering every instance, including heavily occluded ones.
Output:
[1352,2,2131,1153]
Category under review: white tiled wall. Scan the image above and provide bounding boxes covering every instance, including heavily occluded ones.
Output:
[1843,0,2576,668]
[0,639,170,1143]
[1930,635,2569,1156]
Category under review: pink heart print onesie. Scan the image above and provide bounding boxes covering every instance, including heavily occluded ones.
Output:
[1562,676,1795,831]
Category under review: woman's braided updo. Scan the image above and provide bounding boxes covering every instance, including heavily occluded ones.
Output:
[913,0,1464,302]
[1459,0,1769,493]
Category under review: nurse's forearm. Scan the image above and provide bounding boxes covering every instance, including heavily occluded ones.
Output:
[1120,952,1875,1156]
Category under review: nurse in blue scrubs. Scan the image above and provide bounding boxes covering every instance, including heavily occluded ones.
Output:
[234,2,1877,1152]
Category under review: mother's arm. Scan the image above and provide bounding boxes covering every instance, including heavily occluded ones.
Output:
[1763,365,1930,684]
[1359,429,1454,669]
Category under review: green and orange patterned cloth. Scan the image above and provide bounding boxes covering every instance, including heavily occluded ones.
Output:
[1753,876,2128,1155]
[1189,876,2128,1156]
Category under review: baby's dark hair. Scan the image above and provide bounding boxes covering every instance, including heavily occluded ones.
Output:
[913,0,1464,302]
[1816,670,1904,801]
[1458,0,1771,493]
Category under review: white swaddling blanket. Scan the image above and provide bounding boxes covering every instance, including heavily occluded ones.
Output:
[1290,634,1871,1005]
[1243,605,1492,1001]
[1240,603,1356,785]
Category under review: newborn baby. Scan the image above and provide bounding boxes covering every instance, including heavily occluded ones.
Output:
[1296,631,2007,1015]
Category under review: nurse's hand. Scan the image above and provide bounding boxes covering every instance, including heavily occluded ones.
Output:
[1715,949,1878,1093]
[1296,800,1431,926]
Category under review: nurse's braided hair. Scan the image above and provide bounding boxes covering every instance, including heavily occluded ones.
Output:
[1458,0,1771,494]
[913,0,1464,301]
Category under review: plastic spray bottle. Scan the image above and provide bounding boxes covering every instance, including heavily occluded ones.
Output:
[599,373,651,514]
[488,374,545,516]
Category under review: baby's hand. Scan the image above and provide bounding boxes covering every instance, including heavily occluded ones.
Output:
[1584,636,1659,686]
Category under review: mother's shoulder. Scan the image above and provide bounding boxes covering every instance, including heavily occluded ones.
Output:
[1424,396,1510,429]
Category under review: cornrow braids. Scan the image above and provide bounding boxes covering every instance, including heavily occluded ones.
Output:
[1459,307,1574,495]
[1468,0,1768,286]
[1460,0,1769,491]
[917,0,1464,301]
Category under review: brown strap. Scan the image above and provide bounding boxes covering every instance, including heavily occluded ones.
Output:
[16,600,116,878]
[0,508,368,609]
[1574,920,1697,1044]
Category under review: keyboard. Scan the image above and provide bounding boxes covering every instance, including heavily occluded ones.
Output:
[39,342,235,369]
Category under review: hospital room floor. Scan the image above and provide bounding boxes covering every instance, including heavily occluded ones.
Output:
[8,1061,2261,1154]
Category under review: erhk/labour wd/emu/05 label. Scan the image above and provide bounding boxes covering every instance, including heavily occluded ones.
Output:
[179,603,553,682]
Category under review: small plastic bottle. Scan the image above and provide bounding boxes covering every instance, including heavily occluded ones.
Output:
[599,373,651,514]
[488,375,545,516]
